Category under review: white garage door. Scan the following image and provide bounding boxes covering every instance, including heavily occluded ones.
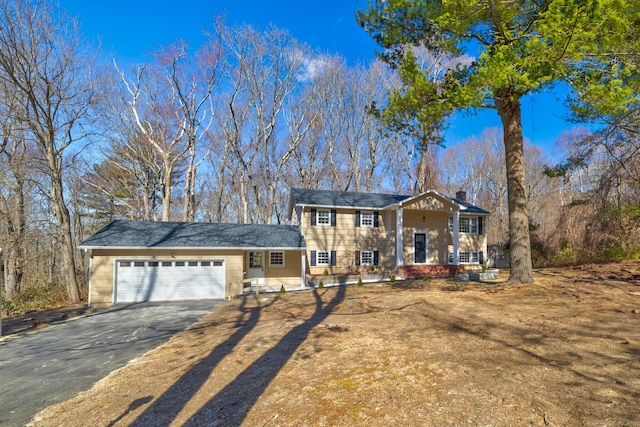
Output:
[115,259,225,302]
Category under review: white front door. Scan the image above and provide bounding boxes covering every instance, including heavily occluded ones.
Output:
[246,251,264,286]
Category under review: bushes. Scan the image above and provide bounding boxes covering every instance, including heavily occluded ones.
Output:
[2,282,68,317]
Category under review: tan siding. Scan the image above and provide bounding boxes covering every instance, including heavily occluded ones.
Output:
[402,210,449,265]
[401,193,456,212]
[263,250,303,287]
[304,207,397,274]
[89,249,245,303]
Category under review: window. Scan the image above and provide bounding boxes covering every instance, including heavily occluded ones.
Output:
[175,261,185,266]
[119,261,131,267]
[213,260,224,267]
[201,261,211,266]
[249,252,263,269]
[317,209,331,226]
[148,261,159,267]
[360,250,374,266]
[316,250,330,266]
[134,261,145,267]
[449,216,479,234]
[162,261,172,267]
[269,251,285,267]
[449,252,482,264]
[360,211,374,227]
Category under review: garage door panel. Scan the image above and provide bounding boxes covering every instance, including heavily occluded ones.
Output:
[116,259,225,302]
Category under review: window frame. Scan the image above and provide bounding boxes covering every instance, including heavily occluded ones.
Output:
[269,251,285,267]
[449,216,479,234]
[316,209,331,226]
[449,251,481,264]
[360,250,374,266]
[316,250,330,266]
[360,211,374,228]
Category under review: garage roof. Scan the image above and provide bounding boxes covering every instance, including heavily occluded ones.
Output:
[79,220,306,250]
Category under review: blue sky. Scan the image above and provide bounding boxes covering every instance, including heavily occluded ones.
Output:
[60,0,581,157]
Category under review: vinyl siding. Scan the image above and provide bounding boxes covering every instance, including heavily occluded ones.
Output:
[401,210,450,265]
[304,207,396,274]
[89,249,245,304]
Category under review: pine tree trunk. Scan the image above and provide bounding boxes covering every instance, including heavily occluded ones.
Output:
[495,92,534,284]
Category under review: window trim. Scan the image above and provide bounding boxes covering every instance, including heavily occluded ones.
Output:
[316,209,331,226]
[316,250,330,266]
[269,251,285,267]
[449,251,482,264]
[360,211,374,228]
[449,215,480,234]
[360,250,374,266]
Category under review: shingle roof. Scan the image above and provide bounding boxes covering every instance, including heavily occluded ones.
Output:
[79,220,306,249]
[451,198,491,215]
[290,188,409,209]
[291,188,490,214]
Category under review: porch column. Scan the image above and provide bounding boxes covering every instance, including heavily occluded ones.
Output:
[453,210,460,265]
[396,207,404,266]
[301,250,306,288]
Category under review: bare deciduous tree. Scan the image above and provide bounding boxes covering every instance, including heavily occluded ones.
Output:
[0,0,98,302]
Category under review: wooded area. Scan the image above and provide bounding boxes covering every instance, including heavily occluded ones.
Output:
[1,0,639,304]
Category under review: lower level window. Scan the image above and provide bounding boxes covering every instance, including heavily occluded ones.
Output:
[316,250,330,266]
[449,252,481,264]
[270,251,284,267]
[360,250,374,266]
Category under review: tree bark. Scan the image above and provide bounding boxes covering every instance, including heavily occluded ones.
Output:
[50,157,81,302]
[496,92,534,284]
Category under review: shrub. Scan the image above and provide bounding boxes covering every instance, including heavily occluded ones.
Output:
[390,274,396,284]
[323,268,329,276]
[280,285,287,293]
[318,280,324,289]
[422,275,430,282]
[357,278,363,286]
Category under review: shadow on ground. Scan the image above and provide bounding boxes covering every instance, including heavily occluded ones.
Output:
[128,286,345,426]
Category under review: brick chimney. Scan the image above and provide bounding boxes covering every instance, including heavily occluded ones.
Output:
[455,190,466,202]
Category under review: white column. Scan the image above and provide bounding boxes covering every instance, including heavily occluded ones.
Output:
[396,208,404,266]
[301,250,306,288]
[453,210,460,265]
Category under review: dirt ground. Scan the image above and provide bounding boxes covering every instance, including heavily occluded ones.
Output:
[27,261,640,426]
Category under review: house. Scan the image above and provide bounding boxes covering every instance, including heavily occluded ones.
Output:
[289,188,490,278]
[79,188,489,305]
[78,221,306,305]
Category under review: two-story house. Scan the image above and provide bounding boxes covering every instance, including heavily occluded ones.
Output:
[79,188,490,306]
[290,188,490,278]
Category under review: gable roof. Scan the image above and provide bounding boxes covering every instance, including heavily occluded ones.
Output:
[79,220,306,250]
[290,188,490,214]
[290,188,409,209]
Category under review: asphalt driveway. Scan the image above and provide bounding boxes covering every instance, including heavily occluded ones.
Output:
[0,300,224,427]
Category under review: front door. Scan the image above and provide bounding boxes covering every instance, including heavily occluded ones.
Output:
[414,232,427,264]
[247,251,264,286]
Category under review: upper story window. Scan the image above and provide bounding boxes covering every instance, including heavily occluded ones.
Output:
[311,208,336,226]
[449,216,481,234]
[317,209,331,226]
[360,211,374,227]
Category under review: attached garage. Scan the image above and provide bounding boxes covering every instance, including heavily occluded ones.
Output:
[115,259,225,302]
[79,220,307,306]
